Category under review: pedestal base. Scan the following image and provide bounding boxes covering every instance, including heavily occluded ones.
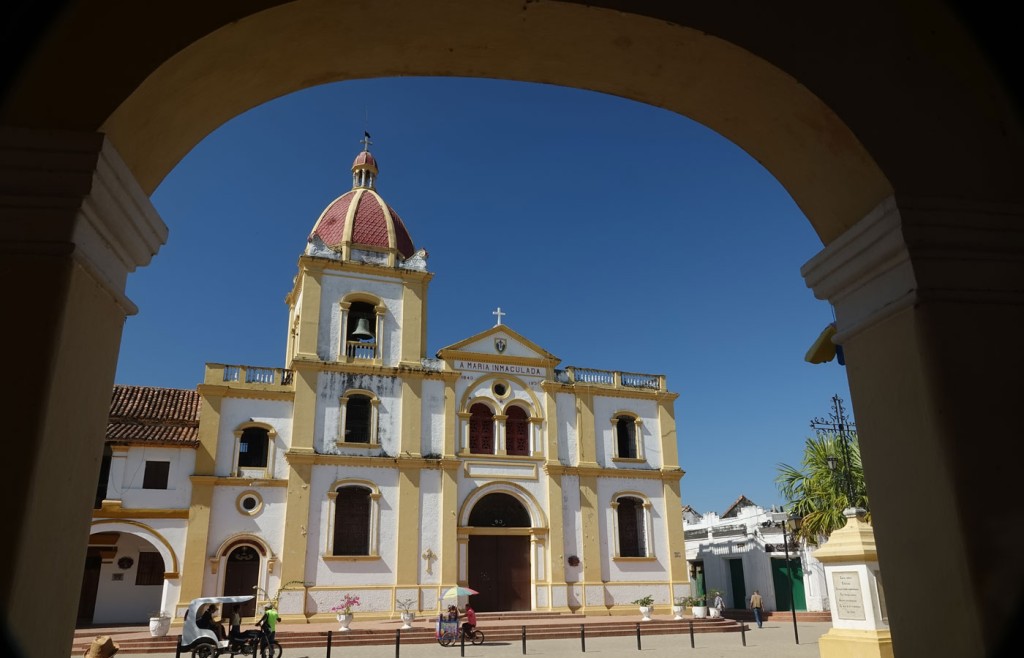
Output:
[818,628,893,658]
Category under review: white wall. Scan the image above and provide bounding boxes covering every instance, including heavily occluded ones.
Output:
[318,271,405,366]
[91,533,166,624]
[215,397,293,478]
[592,396,660,468]
[113,446,194,509]
[314,371,401,454]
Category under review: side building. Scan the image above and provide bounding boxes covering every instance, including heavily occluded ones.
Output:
[683,496,829,614]
[83,143,691,624]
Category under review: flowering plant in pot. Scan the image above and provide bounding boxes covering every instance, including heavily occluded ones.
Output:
[331,593,361,631]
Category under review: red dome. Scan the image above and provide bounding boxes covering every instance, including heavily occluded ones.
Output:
[352,151,378,173]
[309,188,415,259]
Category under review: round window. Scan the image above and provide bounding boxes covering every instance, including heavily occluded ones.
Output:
[492,381,509,398]
[236,490,263,515]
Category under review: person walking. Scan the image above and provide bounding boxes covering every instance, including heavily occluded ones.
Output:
[713,592,724,614]
[750,591,764,628]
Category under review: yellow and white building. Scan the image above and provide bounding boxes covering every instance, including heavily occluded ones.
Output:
[83,145,689,624]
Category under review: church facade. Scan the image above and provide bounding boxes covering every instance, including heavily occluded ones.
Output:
[83,145,689,624]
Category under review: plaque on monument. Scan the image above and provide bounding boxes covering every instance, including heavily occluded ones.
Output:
[832,570,866,620]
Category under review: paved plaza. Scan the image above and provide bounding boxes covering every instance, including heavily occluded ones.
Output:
[89,621,832,658]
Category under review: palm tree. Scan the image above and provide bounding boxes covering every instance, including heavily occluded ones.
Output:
[775,432,869,543]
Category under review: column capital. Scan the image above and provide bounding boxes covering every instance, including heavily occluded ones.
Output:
[0,128,168,314]
[802,195,1024,343]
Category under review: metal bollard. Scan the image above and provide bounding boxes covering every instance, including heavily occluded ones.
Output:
[174,636,182,658]
[396,628,401,658]
[689,620,695,648]
[636,623,642,650]
[740,623,746,647]
[461,625,466,657]
[581,624,586,652]
[522,624,527,654]
[326,630,333,658]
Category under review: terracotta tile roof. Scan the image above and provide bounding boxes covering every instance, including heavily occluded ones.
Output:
[722,495,757,518]
[310,189,415,259]
[311,190,356,245]
[107,385,200,447]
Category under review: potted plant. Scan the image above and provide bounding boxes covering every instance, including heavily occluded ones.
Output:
[631,595,655,621]
[148,610,171,637]
[396,598,416,629]
[331,593,361,631]
[672,596,687,620]
[687,594,708,619]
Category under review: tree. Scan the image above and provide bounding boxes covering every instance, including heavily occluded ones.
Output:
[775,431,869,543]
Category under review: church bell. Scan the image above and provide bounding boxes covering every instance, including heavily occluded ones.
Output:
[350,317,375,341]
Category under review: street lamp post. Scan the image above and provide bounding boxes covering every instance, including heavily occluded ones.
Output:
[771,512,802,645]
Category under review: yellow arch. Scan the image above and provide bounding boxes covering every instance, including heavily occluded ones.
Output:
[214,532,273,559]
[90,519,180,576]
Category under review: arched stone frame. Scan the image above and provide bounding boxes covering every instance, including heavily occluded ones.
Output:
[5,4,1018,654]
[503,400,539,456]
[462,398,497,456]
[457,482,549,597]
[339,291,387,363]
[609,490,656,560]
[609,411,645,463]
[324,478,382,559]
[337,388,381,447]
[458,374,544,456]
[90,519,182,617]
[210,534,275,601]
[232,421,277,478]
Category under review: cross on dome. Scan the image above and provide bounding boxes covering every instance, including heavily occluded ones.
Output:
[360,131,372,152]
[492,307,506,326]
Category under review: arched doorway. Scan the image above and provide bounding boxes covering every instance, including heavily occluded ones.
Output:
[78,531,167,624]
[222,544,261,618]
[466,492,533,612]
[5,4,1022,657]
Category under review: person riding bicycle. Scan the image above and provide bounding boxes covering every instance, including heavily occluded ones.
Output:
[461,605,477,639]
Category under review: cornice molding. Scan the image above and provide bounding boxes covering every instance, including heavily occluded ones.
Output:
[802,195,1024,343]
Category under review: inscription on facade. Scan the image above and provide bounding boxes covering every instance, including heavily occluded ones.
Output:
[832,570,867,620]
[455,360,545,376]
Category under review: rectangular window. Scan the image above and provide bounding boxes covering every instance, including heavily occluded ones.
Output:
[142,461,170,489]
[135,551,164,586]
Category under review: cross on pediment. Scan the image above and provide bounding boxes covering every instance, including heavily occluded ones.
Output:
[492,307,505,326]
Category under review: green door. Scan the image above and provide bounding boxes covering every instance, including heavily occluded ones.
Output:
[771,557,807,611]
[728,559,746,609]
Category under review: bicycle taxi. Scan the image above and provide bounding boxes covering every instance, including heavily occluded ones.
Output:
[180,595,281,657]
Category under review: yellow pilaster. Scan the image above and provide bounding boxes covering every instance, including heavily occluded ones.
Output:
[400,378,422,456]
[279,365,318,585]
[657,394,680,469]
[440,467,459,588]
[443,378,457,457]
[400,277,427,365]
[543,389,566,610]
[194,392,223,474]
[279,457,313,585]
[578,473,602,612]
[178,476,215,602]
[396,464,421,586]
[576,388,598,467]
[662,475,689,599]
[296,267,322,357]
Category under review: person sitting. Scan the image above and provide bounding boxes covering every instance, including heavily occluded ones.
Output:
[461,605,477,638]
[447,605,459,622]
[197,604,226,641]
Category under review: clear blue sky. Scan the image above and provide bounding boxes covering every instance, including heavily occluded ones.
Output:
[115,77,852,515]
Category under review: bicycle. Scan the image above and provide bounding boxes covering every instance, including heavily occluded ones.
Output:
[437,621,484,647]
